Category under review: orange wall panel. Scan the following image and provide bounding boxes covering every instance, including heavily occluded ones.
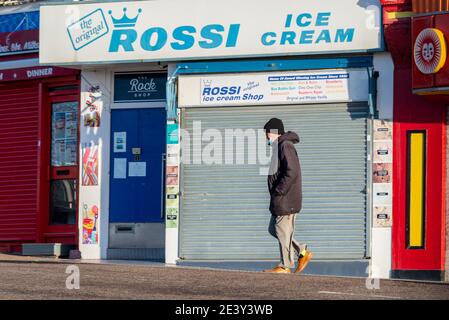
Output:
[413,0,449,13]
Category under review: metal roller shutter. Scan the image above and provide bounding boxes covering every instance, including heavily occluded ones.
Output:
[180,102,369,260]
[0,83,39,243]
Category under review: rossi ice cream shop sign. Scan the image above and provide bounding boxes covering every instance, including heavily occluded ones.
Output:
[39,0,382,64]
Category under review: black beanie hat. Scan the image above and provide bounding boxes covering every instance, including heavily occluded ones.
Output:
[264,118,285,135]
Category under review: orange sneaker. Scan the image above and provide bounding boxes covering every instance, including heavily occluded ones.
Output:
[263,266,291,274]
[295,251,313,274]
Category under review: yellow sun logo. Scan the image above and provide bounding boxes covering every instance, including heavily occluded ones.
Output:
[414,28,447,75]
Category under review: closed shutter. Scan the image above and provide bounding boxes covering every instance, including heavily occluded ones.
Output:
[180,102,369,260]
[0,83,39,243]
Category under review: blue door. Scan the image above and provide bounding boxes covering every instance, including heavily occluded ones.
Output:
[110,108,166,223]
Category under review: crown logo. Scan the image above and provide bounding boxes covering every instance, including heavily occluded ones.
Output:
[108,8,142,28]
[202,80,212,87]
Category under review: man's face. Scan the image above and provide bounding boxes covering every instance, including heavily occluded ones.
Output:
[266,132,280,141]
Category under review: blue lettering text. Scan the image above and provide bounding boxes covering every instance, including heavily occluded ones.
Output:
[171,25,196,50]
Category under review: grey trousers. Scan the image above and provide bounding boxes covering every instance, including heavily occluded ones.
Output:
[268,214,307,268]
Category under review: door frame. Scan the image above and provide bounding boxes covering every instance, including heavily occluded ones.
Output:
[37,79,80,244]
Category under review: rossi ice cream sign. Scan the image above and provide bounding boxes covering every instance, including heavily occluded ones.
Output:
[179,69,369,107]
[40,0,382,64]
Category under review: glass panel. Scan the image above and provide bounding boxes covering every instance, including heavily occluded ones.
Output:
[50,180,77,225]
[51,101,78,167]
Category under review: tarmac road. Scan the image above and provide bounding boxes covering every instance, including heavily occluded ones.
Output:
[0,259,449,300]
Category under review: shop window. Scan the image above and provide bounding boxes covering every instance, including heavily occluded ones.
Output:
[50,179,77,225]
[51,101,78,166]
[406,130,427,249]
[49,100,79,226]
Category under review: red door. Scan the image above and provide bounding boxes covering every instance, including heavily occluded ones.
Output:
[392,69,446,278]
[40,84,80,244]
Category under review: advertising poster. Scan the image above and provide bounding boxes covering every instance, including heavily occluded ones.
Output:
[84,111,101,127]
[200,72,351,106]
[113,132,127,153]
[129,162,147,177]
[167,123,179,144]
[166,186,179,195]
[113,158,127,179]
[373,163,392,184]
[373,183,392,206]
[65,112,78,137]
[167,166,179,186]
[374,206,392,228]
[52,140,65,166]
[167,145,180,166]
[65,139,77,165]
[51,101,79,166]
[166,207,179,229]
[166,198,178,208]
[82,143,99,186]
[52,140,78,167]
[166,120,180,229]
[82,85,101,127]
[82,203,99,245]
[372,119,393,228]
[373,141,393,163]
[373,120,393,141]
[53,112,66,140]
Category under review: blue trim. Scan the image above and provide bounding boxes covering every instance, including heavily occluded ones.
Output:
[44,50,381,67]
[176,56,373,75]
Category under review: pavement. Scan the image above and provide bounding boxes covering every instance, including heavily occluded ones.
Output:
[1,253,449,300]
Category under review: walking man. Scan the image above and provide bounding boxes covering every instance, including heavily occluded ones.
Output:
[263,118,313,274]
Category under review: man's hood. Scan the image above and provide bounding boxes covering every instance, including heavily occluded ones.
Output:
[278,131,300,144]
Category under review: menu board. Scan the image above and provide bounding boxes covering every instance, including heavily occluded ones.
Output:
[51,101,78,166]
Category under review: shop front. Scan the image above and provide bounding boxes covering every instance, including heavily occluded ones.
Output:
[381,0,447,281]
[410,6,449,281]
[39,0,394,277]
[176,63,374,264]
[0,6,81,252]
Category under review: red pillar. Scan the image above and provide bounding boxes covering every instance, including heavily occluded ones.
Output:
[381,0,446,280]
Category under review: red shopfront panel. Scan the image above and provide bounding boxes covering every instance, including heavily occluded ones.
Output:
[412,16,434,89]
[0,82,40,245]
[435,14,449,87]
[393,68,446,272]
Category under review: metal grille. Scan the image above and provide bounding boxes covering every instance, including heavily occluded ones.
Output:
[0,83,39,243]
[180,103,368,260]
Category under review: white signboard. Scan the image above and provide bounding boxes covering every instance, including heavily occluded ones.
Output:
[373,183,392,206]
[40,0,382,64]
[179,69,369,107]
[129,162,147,177]
[113,158,127,179]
